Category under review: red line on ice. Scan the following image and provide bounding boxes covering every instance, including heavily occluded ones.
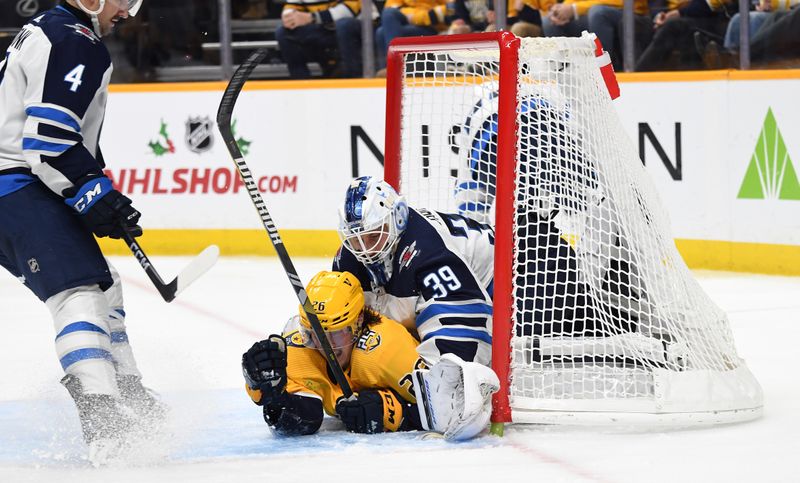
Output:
[124,277,264,339]
[509,440,615,483]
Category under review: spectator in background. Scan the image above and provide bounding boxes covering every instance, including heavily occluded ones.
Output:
[635,0,733,71]
[333,1,381,78]
[375,0,450,73]
[504,0,556,37]
[450,0,552,37]
[723,0,796,52]
[276,0,364,78]
[449,0,492,33]
[543,0,650,67]
[702,1,800,66]
[749,3,800,62]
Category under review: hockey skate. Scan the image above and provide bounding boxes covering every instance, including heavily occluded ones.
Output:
[61,374,134,467]
[116,374,168,431]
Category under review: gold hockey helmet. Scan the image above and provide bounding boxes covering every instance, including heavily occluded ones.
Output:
[298,271,365,349]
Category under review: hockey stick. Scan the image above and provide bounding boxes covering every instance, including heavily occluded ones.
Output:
[216,49,353,399]
[120,228,219,303]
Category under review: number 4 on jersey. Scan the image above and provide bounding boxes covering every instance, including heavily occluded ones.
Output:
[64,64,85,92]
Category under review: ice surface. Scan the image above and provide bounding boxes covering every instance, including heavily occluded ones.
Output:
[1,256,798,482]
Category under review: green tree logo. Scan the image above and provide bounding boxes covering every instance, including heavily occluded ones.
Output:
[232,119,252,156]
[148,120,176,157]
[738,108,800,200]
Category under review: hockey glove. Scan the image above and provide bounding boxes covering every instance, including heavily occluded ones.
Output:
[242,335,287,406]
[64,175,142,239]
[335,389,404,434]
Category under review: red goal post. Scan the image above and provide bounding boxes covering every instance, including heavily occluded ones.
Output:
[383,32,762,430]
[385,32,520,427]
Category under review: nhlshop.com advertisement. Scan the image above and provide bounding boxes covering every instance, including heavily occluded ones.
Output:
[101,74,800,273]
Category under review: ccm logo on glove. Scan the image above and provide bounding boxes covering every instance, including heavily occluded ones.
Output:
[67,177,112,213]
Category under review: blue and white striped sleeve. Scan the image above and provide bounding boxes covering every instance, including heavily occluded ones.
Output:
[413,258,494,367]
[21,33,111,196]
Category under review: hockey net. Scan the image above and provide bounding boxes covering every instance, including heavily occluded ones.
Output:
[384,32,762,426]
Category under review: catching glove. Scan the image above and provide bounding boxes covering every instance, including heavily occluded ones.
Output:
[242,335,287,406]
[335,389,404,434]
[64,175,142,239]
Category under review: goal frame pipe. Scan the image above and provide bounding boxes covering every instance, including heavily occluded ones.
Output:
[383,32,520,427]
[384,32,516,189]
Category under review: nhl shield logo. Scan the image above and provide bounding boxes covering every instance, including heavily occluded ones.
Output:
[185,116,214,153]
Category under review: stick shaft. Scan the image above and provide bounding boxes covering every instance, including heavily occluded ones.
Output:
[120,229,177,302]
[216,50,353,397]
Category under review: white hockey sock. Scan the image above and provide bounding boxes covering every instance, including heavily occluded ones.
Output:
[46,285,118,397]
[104,259,141,378]
[107,308,141,378]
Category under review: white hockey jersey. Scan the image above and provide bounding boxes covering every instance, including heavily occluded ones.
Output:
[334,208,495,366]
[0,4,111,198]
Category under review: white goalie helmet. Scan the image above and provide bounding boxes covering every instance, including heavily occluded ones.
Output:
[338,176,409,266]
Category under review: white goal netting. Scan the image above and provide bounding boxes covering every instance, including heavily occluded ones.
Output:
[388,33,762,425]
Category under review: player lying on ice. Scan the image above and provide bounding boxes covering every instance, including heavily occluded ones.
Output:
[242,270,500,440]
[0,0,163,465]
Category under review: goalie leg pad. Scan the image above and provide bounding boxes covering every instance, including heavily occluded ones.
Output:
[413,353,500,441]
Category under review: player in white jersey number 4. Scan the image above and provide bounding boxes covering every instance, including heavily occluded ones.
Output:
[334,176,500,440]
[0,0,162,466]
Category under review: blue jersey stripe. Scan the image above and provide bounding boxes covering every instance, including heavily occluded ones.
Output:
[25,106,81,132]
[22,137,73,154]
[458,202,491,213]
[417,302,493,328]
[456,181,488,191]
[55,321,109,340]
[59,348,113,370]
[111,331,129,343]
[470,118,496,169]
[422,327,492,345]
[0,174,36,198]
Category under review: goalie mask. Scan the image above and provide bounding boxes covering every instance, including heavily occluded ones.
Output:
[298,271,365,366]
[338,176,409,266]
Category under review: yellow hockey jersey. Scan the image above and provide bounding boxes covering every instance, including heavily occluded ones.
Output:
[383,0,450,28]
[282,314,425,416]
